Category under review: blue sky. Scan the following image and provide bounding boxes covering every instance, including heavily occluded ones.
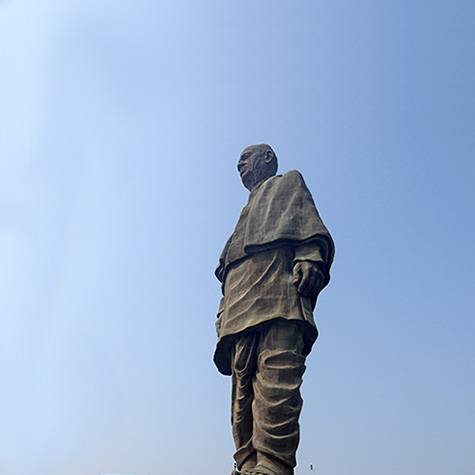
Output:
[0,1,474,474]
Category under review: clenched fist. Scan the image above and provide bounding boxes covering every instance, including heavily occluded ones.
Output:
[292,261,324,298]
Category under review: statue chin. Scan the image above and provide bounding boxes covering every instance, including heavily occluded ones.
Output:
[241,175,254,191]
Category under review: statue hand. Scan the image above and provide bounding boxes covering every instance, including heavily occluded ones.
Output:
[292,261,324,298]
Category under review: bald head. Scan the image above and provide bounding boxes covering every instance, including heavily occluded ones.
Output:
[237,144,278,191]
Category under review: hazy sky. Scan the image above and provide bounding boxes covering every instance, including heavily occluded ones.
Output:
[0,1,474,475]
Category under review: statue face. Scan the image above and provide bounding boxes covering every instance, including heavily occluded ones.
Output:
[237,146,270,191]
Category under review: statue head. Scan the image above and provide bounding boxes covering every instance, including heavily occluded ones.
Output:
[237,144,278,191]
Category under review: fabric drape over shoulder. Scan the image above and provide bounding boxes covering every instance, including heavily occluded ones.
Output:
[216,170,334,284]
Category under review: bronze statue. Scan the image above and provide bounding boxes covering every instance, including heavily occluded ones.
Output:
[214,144,334,475]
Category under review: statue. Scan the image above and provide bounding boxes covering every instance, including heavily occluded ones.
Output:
[214,144,335,475]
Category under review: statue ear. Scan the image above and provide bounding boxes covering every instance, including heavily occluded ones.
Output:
[264,150,274,163]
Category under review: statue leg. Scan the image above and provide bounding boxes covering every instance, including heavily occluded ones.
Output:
[231,332,258,471]
[252,321,306,475]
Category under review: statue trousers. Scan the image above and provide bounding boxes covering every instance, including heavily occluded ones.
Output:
[231,320,306,474]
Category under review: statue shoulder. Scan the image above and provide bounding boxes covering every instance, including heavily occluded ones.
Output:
[259,171,308,197]
[281,170,307,188]
[283,169,305,181]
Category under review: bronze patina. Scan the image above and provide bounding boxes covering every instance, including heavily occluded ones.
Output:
[214,144,334,475]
